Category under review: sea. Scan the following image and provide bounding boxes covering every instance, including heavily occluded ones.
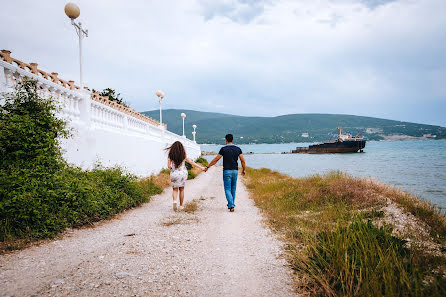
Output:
[201,140,446,209]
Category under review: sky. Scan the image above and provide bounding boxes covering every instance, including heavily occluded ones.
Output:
[1,0,445,126]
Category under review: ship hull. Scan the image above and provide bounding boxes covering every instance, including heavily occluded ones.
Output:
[292,140,366,154]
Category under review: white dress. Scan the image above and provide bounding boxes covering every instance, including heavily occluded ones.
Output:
[170,160,188,188]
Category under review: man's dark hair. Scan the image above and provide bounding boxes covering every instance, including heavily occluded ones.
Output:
[225,134,233,142]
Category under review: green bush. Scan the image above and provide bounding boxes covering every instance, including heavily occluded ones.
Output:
[0,80,157,242]
[160,168,171,174]
[0,78,69,173]
[195,157,208,166]
[187,170,197,180]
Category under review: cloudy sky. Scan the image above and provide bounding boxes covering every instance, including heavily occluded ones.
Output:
[1,0,445,126]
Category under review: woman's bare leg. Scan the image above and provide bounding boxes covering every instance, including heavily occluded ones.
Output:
[172,188,178,211]
[179,187,185,206]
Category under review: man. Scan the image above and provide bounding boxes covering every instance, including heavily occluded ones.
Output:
[206,134,246,212]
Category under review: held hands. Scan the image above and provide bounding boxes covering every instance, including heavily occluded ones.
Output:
[242,169,246,176]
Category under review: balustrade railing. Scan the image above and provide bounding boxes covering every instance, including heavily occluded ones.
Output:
[0,49,198,150]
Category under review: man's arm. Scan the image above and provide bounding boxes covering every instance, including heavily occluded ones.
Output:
[207,155,222,169]
[239,154,246,176]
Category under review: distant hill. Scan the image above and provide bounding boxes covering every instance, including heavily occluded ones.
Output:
[141,109,446,144]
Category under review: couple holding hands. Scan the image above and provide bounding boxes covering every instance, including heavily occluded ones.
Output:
[166,134,246,212]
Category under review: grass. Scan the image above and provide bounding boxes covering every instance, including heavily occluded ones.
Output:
[185,157,208,180]
[244,167,446,296]
[372,182,446,243]
[195,157,209,167]
[0,170,169,253]
[183,200,199,213]
[161,214,200,226]
[161,217,184,226]
[146,169,171,189]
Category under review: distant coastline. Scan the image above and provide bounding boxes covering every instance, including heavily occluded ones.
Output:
[143,109,446,144]
[200,138,444,147]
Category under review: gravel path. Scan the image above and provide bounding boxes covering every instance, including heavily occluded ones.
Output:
[0,166,295,297]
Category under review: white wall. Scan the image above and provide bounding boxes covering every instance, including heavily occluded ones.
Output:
[0,59,201,176]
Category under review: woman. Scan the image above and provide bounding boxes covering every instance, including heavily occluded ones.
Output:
[166,141,206,211]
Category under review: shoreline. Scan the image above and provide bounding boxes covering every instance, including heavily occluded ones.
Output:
[200,138,446,147]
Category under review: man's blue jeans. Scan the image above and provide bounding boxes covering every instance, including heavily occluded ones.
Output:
[223,170,238,208]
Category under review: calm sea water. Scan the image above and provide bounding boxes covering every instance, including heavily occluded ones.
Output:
[201,140,446,208]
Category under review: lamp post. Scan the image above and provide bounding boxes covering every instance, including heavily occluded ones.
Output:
[192,124,197,142]
[155,90,165,128]
[64,3,88,88]
[181,113,186,137]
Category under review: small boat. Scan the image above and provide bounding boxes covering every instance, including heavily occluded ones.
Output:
[292,121,366,154]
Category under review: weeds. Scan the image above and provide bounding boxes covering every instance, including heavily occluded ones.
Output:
[185,157,208,180]
[162,217,184,226]
[295,216,445,296]
[183,200,199,213]
[148,169,171,189]
[375,184,446,242]
[195,157,209,167]
[244,167,446,296]
[161,216,199,226]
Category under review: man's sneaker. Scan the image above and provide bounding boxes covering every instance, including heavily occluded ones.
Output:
[229,207,235,212]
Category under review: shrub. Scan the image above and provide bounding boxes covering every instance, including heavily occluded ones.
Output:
[184,159,207,180]
[195,157,209,166]
[0,78,69,173]
[0,80,161,244]
[160,168,171,174]
[183,200,199,213]
[188,170,197,180]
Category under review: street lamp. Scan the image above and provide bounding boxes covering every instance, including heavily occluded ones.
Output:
[192,124,197,142]
[64,2,88,88]
[156,90,165,128]
[181,113,186,137]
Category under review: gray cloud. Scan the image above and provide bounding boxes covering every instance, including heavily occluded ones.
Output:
[198,0,272,23]
[360,0,399,9]
[1,0,445,127]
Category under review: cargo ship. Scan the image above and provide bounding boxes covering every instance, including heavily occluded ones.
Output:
[291,121,366,154]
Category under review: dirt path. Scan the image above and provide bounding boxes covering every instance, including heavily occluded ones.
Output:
[0,166,295,297]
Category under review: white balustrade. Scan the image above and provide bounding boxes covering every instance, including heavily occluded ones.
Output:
[0,57,201,176]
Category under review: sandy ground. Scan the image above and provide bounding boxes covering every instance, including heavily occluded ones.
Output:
[0,166,295,297]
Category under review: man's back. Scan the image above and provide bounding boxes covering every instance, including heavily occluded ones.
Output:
[218,145,243,170]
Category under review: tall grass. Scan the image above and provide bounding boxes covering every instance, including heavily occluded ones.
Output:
[295,216,445,296]
[244,167,446,296]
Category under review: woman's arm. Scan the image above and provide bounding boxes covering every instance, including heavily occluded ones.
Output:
[185,157,206,171]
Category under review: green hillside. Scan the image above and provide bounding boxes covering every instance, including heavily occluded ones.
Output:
[141,109,446,144]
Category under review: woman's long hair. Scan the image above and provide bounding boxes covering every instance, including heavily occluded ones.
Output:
[166,141,186,168]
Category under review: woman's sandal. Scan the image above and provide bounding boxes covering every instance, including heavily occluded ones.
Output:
[173,201,178,211]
